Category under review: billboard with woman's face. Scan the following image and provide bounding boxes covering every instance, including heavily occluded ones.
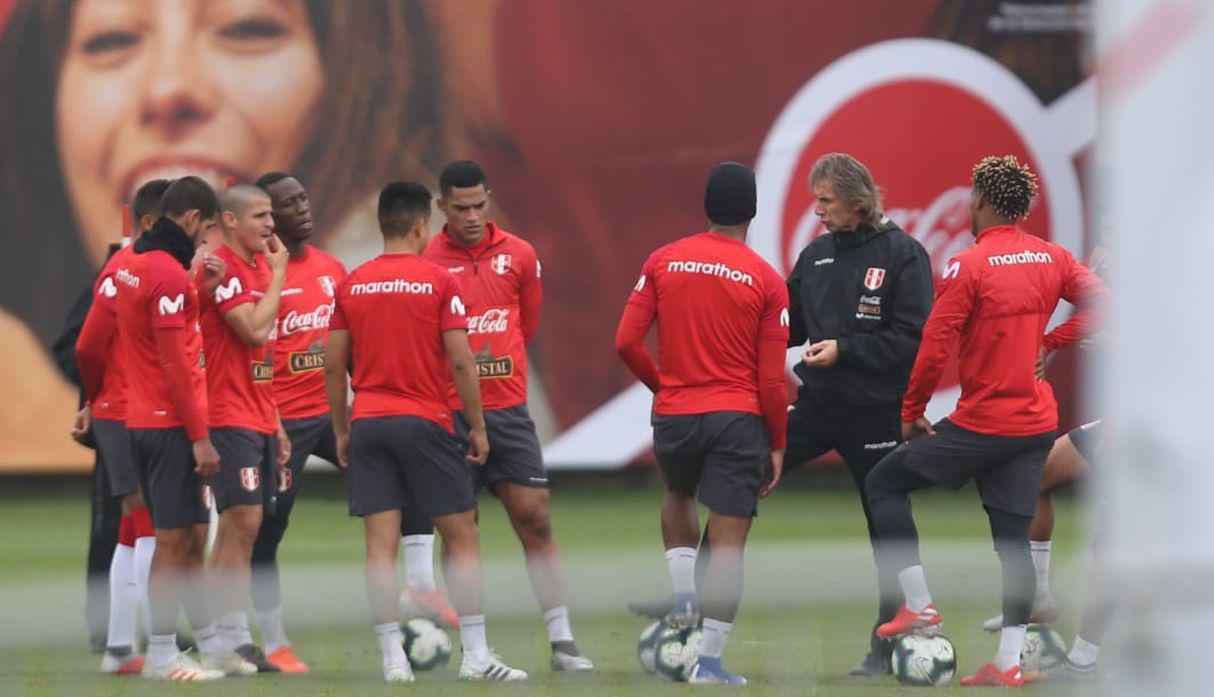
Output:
[0,0,1095,471]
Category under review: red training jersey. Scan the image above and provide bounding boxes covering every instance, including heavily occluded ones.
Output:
[199,244,277,434]
[114,249,208,436]
[273,245,347,419]
[626,231,790,416]
[423,223,541,410]
[902,225,1109,436]
[331,253,468,431]
[80,245,134,420]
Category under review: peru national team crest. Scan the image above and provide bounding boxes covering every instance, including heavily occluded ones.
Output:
[278,468,293,493]
[318,275,336,297]
[240,466,260,492]
[863,267,886,291]
[491,253,512,275]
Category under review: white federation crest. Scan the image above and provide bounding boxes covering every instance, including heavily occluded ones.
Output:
[491,253,512,275]
[863,267,886,291]
[318,275,336,297]
[240,467,260,492]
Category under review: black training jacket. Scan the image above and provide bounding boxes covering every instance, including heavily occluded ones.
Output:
[786,219,934,406]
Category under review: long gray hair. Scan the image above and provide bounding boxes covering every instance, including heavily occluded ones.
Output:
[810,153,884,226]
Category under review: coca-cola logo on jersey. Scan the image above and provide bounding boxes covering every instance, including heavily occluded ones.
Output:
[467,308,510,335]
[279,304,334,337]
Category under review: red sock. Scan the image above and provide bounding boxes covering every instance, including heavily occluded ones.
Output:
[131,506,155,539]
[118,514,136,547]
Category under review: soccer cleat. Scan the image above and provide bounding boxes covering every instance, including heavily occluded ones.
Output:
[266,645,309,674]
[628,595,675,619]
[687,657,748,684]
[664,592,701,629]
[1025,657,1097,683]
[234,643,281,673]
[981,593,1060,632]
[399,587,460,628]
[200,650,258,676]
[383,659,416,683]
[100,650,146,675]
[458,657,529,681]
[550,648,595,672]
[142,652,225,681]
[848,648,893,676]
[877,604,943,638]
[960,662,1024,687]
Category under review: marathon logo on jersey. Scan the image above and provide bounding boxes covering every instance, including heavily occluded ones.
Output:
[252,356,274,382]
[491,253,512,275]
[863,267,886,291]
[666,260,754,286]
[279,304,333,337]
[863,440,898,451]
[214,277,243,303]
[240,467,260,492]
[116,268,141,289]
[288,341,326,374]
[987,249,1054,267]
[318,275,336,297]
[473,346,514,379]
[348,278,434,295]
[468,308,510,335]
[813,257,835,266]
[278,468,293,493]
[157,294,185,316]
[98,276,118,298]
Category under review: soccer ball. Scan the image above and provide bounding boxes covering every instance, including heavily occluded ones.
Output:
[401,617,453,671]
[1020,624,1067,672]
[891,634,957,686]
[653,625,702,682]
[637,620,664,674]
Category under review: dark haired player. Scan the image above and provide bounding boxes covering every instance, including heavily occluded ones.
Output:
[246,172,346,673]
[327,181,527,683]
[74,179,172,675]
[616,162,790,684]
[865,156,1109,687]
[195,184,290,675]
[114,176,226,681]
[411,160,593,670]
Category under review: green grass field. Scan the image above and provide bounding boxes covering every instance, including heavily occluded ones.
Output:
[0,473,1097,695]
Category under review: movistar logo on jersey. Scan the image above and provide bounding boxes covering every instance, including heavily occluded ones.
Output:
[214,277,244,302]
[666,260,754,286]
[987,250,1053,267]
[98,277,118,298]
[157,294,185,316]
[348,279,435,295]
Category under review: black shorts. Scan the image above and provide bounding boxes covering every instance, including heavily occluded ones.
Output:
[900,419,1055,517]
[652,411,768,518]
[209,427,276,513]
[129,427,210,529]
[94,418,140,498]
[1066,420,1103,463]
[277,415,339,508]
[784,387,902,480]
[347,416,475,518]
[454,405,547,491]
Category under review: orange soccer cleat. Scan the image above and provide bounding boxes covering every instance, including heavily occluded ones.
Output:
[266,645,309,674]
[960,662,1025,687]
[877,603,944,638]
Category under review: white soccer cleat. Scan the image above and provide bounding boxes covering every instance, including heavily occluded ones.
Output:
[550,650,595,672]
[459,657,529,681]
[980,593,1061,633]
[383,659,416,683]
[141,652,225,681]
[200,650,258,676]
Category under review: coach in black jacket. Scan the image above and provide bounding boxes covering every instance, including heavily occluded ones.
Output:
[786,154,933,675]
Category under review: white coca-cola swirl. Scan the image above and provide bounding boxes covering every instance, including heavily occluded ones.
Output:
[279,303,333,337]
[467,308,510,335]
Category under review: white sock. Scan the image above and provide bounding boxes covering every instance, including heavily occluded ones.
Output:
[134,536,156,636]
[897,566,933,612]
[106,543,138,652]
[196,624,224,655]
[699,618,732,660]
[219,610,254,650]
[374,622,407,666]
[1030,541,1051,594]
[402,535,437,591]
[257,605,289,654]
[148,633,179,666]
[459,614,491,665]
[1068,635,1101,666]
[543,606,574,644]
[665,547,697,595]
[995,624,1027,672]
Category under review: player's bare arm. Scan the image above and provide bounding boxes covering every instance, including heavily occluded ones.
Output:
[223,235,289,347]
[323,328,351,471]
[443,328,489,466]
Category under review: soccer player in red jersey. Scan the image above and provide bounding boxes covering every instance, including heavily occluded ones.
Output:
[73,178,170,675]
[615,162,790,684]
[195,184,290,675]
[245,171,346,673]
[865,156,1109,687]
[412,160,592,669]
[326,182,527,683]
[113,176,225,681]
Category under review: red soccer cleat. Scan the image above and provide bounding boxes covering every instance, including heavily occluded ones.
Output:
[961,662,1024,687]
[400,587,460,628]
[877,603,943,638]
[266,645,309,674]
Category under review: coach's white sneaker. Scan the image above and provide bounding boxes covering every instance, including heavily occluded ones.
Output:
[550,649,595,672]
[200,650,258,676]
[383,659,416,683]
[141,652,224,681]
[981,592,1061,632]
[459,657,529,681]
